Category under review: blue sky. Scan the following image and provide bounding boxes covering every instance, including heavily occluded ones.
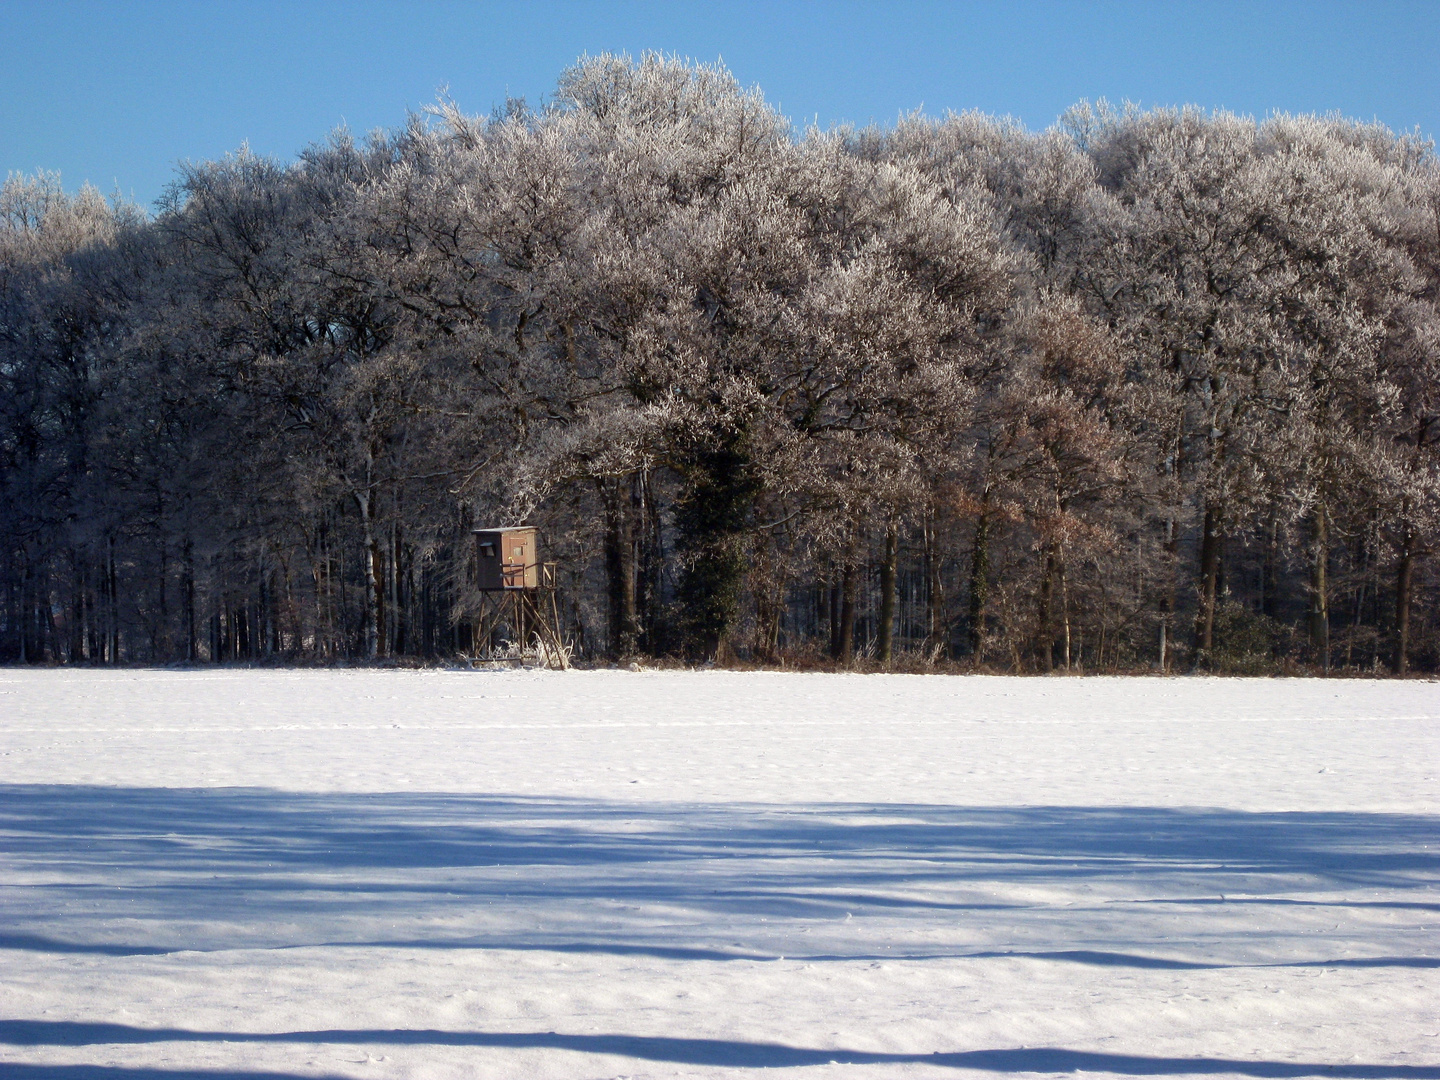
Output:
[4,0,1438,211]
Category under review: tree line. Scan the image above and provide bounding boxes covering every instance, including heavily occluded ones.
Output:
[2,54,1437,672]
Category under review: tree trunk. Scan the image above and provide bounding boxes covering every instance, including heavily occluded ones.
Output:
[1037,543,1057,672]
[967,501,991,663]
[1310,504,1329,674]
[389,523,403,656]
[18,562,31,664]
[69,550,83,662]
[1059,554,1072,670]
[753,571,784,663]
[236,604,250,660]
[107,534,119,664]
[156,532,168,661]
[354,490,383,660]
[310,540,327,659]
[1157,516,1179,672]
[1192,502,1222,668]
[602,478,639,658]
[838,561,857,666]
[635,469,661,653]
[877,523,898,664]
[257,572,269,658]
[828,573,842,659]
[1261,515,1280,621]
[923,508,944,660]
[1393,527,1413,676]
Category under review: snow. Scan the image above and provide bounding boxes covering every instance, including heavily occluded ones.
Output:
[0,668,1436,1079]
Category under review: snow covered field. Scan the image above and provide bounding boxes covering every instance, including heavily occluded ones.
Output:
[0,668,1436,1080]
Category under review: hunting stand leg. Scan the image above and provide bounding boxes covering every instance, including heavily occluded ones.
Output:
[472,595,504,657]
[524,588,571,669]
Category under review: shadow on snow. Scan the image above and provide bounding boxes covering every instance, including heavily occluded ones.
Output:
[2,1021,1439,1077]
[0,785,1434,964]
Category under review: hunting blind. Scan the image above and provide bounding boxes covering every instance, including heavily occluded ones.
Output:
[471,526,567,667]
[474,526,541,591]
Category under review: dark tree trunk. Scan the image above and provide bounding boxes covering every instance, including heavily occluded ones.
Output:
[156,533,168,660]
[1394,528,1413,676]
[828,576,841,658]
[257,573,269,658]
[107,535,119,664]
[1059,556,1072,670]
[1310,504,1329,673]
[370,540,386,659]
[1037,543,1057,672]
[18,563,31,664]
[69,551,84,662]
[967,502,991,662]
[602,478,639,658]
[1261,515,1280,621]
[389,524,404,656]
[635,470,661,653]
[877,523,898,664]
[1192,502,1222,668]
[838,561,857,666]
[923,508,944,660]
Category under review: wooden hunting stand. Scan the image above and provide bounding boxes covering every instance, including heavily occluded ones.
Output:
[472,526,570,668]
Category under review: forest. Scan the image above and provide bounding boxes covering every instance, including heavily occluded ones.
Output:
[1,54,1437,673]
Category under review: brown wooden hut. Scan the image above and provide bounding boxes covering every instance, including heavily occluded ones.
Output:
[474,526,540,591]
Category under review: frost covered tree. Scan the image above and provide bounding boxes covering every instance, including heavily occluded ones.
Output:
[2,57,1437,672]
